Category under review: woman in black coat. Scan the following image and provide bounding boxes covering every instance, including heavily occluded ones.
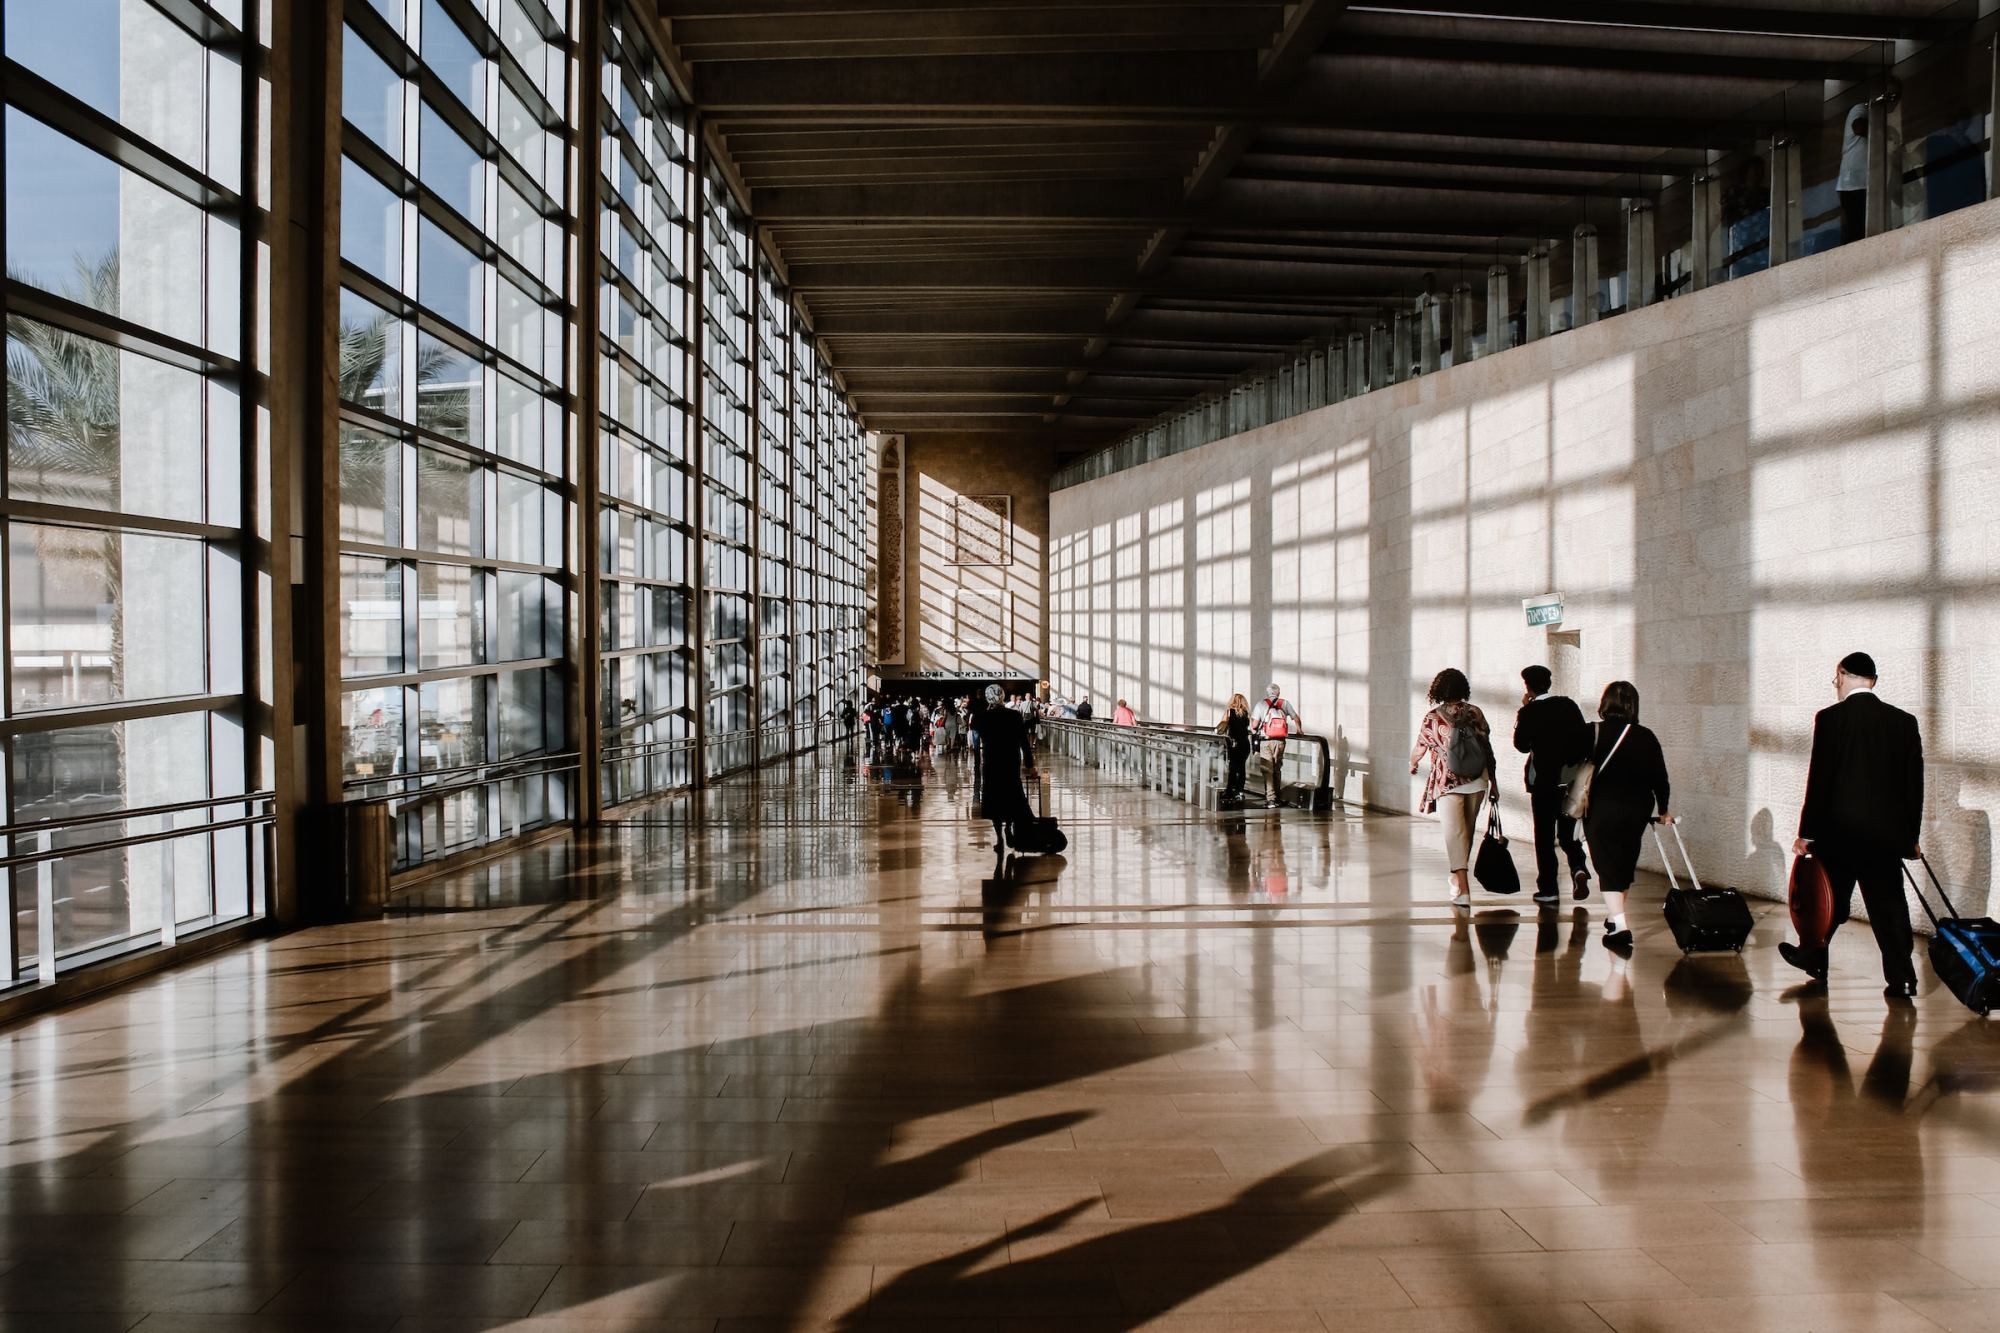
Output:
[1216,692,1252,801]
[972,684,1034,855]
[1581,680,1674,951]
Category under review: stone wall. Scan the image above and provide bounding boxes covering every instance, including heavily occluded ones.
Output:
[879,434,1054,686]
[1051,200,2000,914]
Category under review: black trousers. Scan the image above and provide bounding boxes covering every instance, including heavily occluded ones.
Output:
[1529,785,1587,895]
[1226,742,1249,795]
[1817,842,1917,986]
[1840,189,1866,245]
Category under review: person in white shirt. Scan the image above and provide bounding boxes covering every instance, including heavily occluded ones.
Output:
[1251,684,1303,810]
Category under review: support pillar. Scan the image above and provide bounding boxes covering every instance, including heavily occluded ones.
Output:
[1990,39,2000,201]
[1367,322,1390,390]
[1770,137,1802,267]
[1522,247,1550,343]
[1419,295,1442,373]
[1865,93,1898,237]
[1449,285,1475,367]
[1346,331,1366,397]
[1485,264,1510,356]
[1390,310,1411,383]
[1689,170,1716,291]
[1571,224,1599,327]
[1625,199,1656,309]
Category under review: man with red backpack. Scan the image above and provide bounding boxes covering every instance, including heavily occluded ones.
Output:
[1251,684,1302,809]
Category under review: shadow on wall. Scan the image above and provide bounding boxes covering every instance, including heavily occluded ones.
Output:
[1050,201,2000,915]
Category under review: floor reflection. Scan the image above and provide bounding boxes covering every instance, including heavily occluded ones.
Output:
[0,750,1987,1328]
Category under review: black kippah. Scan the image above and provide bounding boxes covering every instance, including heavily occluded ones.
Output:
[1839,651,1877,679]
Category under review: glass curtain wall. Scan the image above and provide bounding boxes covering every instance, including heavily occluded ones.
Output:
[1,0,261,978]
[596,0,694,807]
[754,263,793,758]
[334,0,576,869]
[697,168,753,778]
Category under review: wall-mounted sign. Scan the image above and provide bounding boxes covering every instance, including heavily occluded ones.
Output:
[879,667,1035,681]
[1524,593,1564,628]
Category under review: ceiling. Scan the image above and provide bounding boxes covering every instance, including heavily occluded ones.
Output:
[659,0,1970,458]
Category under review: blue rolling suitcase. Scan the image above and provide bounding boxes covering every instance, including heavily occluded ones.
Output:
[1906,856,2000,1017]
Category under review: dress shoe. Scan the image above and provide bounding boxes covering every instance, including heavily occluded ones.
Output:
[1572,869,1591,902]
[1778,942,1827,982]
[1884,979,1918,999]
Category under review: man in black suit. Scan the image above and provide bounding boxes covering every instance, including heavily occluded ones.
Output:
[1513,665,1591,909]
[1781,652,1926,997]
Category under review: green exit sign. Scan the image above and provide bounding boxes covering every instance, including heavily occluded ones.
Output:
[1524,596,1564,628]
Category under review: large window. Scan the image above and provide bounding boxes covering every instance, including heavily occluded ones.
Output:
[335,0,575,868]
[755,264,794,756]
[1,0,259,977]
[698,167,754,777]
[597,0,694,806]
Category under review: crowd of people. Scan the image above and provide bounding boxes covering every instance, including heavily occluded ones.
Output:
[848,651,1927,998]
[1410,652,1926,997]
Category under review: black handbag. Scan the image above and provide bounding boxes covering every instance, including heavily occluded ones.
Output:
[1473,792,1521,895]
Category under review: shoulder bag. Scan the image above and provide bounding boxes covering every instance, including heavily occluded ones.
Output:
[1562,722,1631,821]
[1473,790,1521,895]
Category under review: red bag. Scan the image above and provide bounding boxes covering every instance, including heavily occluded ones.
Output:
[1789,854,1835,950]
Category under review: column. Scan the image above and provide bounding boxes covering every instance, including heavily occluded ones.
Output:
[1521,247,1550,343]
[1769,137,1802,267]
[1689,169,1716,291]
[1571,223,1599,327]
[1625,199,1656,309]
[1449,284,1475,367]
[1485,264,1510,356]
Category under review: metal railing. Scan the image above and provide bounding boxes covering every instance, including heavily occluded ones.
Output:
[601,736,697,808]
[1038,718,1334,810]
[0,792,275,987]
[1037,718,1228,806]
[344,753,579,871]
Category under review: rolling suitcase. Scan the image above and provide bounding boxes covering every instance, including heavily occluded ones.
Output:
[1905,856,2000,1016]
[1010,775,1068,855]
[1656,821,1754,954]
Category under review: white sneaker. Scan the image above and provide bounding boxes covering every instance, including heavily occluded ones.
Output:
[1451,893,1471,910]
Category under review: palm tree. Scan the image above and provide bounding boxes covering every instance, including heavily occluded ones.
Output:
[6,255,128,720]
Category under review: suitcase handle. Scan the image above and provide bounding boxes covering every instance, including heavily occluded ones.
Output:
[1901,853,1959,928]
[1648,819,1703,894]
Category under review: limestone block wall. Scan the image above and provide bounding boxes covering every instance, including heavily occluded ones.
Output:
[882,434,1054,685]
[1051,200,2000,913]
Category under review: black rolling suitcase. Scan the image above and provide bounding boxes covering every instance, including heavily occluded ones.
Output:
[1010,775,1068,855]
[1906,856,2000,1016]
[1656,821,1753,953]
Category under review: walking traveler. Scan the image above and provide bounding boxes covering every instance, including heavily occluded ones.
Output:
[838,698,858,741]
[1251,684,1302,809]
[1781,652,1925,997]
[1216,692,1253,802]
[1513,665,1591,908]
[971,684,1034,857]
[1579,681,1674,951]
[1409,668,1494,910]
[1113,699,1137,727]
[1076,697,1094,721]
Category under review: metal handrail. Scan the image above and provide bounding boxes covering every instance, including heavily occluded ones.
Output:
[1043,717,1333,810]
[0,812,274,872]
[343,753,581,806]
[342,751,579,790]
[0,791,275,841]
[602,736,696,760]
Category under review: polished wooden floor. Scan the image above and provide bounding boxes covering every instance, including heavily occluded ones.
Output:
[2,746,1997,1332]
